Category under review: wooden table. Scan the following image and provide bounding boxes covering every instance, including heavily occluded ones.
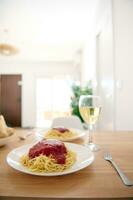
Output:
[0,129,133,200]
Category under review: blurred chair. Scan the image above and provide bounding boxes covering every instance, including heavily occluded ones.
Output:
[51,116,84,130]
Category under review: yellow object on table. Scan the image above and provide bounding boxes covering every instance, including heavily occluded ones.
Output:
[0,115,14,138]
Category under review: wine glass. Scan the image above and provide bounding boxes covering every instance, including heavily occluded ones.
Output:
[79,95,101,151]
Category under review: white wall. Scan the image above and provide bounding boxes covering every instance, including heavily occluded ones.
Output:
[81,36,96,85]
[84,0,115,130]
[113,0,133,130]
[94,0,133,130]
[0,61,78,127]
[96,0,115,131]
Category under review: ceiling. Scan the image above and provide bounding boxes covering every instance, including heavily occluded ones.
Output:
[0,0,98,61]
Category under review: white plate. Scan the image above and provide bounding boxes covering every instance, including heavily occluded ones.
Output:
[36,128,86,142]
[7,142,94,176]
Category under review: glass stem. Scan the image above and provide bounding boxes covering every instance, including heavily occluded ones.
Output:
[88,124,93,144]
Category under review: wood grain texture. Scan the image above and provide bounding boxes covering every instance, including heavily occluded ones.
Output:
[0,129,133,200]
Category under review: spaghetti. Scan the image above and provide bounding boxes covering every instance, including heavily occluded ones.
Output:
[45,127,77,140]
[20,139,76,173]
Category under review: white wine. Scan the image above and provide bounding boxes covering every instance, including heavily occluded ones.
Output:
[79,106,101,125]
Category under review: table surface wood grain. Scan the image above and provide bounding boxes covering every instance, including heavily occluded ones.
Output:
[0,129,133,200]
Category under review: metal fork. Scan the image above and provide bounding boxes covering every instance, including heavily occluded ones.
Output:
[18,133,31,140]
[104,152,133,186]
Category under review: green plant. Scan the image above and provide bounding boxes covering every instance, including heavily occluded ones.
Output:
[70,82,92,122]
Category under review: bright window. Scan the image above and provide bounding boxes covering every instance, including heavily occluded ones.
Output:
[36,78,72,127]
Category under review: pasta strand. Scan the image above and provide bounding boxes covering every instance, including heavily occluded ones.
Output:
[20,150,76,173]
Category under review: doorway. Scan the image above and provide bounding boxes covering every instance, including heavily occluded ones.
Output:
[36,78,72,127]
[0,74,22,127]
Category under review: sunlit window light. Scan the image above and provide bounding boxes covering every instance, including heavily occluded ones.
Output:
[36,77,72,127]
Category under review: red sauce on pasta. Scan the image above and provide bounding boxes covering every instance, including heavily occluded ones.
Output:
[53,127,69,133]
[29,139,67,164]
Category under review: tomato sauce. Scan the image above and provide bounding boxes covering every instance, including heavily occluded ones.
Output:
[29,139,67,164]
[53,127,69,133]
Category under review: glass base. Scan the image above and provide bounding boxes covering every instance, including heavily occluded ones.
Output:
[86,143,100,152]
